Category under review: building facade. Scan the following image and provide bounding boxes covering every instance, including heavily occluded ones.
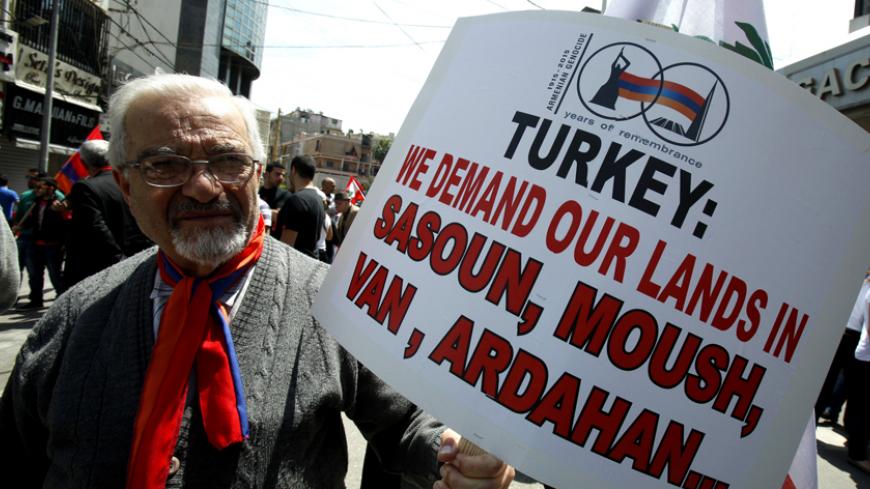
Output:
[268,108,343,160]
[0,0,269,193]
[219,0,267,97]
[107,0,180,96]
[268,108,386,189]
[0,0,109,193]
[778,5,870,133]
[280,131,374,169]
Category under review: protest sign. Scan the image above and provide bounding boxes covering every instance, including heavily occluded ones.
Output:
[311,11,870,489]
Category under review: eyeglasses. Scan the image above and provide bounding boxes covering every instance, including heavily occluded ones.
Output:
[125,153,258,188]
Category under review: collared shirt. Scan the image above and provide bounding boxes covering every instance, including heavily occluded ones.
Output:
[150,262,257,339]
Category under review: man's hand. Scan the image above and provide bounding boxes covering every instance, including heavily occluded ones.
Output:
[435,429,515,489]
[50,200,69,212]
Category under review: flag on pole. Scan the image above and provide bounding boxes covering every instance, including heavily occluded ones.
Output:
[345,176,366,205]
[604,0,774,68]
[605,2,817,489]
[55,125,104,195]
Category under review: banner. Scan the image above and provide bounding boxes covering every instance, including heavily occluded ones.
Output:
[311,12,869,489]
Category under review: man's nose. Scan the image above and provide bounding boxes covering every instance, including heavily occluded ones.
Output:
[181,163,222,202]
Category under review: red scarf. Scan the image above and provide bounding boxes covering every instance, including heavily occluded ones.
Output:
[126,217,265,488]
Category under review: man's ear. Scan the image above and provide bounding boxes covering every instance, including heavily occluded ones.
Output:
[113,168,133,206]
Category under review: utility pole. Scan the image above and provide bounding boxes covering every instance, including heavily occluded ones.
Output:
[38,0,61,173]
[1,0,10,28]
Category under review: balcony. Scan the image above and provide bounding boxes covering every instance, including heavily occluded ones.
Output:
[14,0,108,75]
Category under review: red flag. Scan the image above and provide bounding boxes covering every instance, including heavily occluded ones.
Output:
[345,176,366,205]
[55,125,104,194]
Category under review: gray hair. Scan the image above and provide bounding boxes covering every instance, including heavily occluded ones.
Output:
[107,73,265,168]
[79,139,110,169]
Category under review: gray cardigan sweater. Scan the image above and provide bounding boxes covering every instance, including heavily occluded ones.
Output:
[0,237,443,488]
[0,217,19,311]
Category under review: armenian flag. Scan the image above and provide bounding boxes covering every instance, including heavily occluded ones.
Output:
[617,71,705,121]
[55,125,104,194]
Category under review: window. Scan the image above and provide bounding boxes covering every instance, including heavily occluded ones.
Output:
[14,0,108,74]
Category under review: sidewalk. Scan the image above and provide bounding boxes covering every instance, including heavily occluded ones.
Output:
[1,277,868,488]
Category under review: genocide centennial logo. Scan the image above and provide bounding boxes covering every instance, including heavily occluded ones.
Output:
[577,42,730,147]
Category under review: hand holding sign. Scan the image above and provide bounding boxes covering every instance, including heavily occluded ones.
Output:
[435,429,516,489]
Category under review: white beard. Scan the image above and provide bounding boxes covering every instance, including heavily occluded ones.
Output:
[171,221,248,265]
[168,196,251,266]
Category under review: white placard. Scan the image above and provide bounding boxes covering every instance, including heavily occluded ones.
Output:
[312,11,869,489]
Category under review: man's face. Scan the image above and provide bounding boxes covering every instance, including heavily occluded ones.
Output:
[321,179,335,194]
[36,182,52,199]
[26,172,38,189]
[266,167,285,187]
[114,92,261,273]
[335,199,349,213]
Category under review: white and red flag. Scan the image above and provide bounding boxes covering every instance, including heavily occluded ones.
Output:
[605,0,773,68]
[345,176,366,205]
[605,2,816,488]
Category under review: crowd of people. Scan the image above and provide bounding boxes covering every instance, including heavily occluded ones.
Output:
[0,73,514,489]
[257,158,360,265]
[1,140,154,310]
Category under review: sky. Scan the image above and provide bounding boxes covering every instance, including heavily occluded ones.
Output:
[250,0,860,136]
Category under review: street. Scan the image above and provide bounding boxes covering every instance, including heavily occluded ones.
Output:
[0,280,867,489]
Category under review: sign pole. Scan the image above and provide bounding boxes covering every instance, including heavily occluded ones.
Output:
[38,0,60,173]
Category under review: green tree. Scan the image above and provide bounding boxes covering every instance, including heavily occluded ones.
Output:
[373,137,393,163]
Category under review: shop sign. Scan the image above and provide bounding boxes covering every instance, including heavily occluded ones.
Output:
[4,83,98,148]
[16,44,101,106]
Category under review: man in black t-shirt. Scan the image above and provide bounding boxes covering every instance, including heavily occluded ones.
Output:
[258,163,291,236]
[278,156,324,258]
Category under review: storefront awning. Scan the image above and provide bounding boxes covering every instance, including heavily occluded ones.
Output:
[14,137,78,155]
[12,80,102,112]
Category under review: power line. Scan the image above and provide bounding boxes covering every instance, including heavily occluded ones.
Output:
[132,11,165,63]
[258,0,452,28]
[482,0,508,10]
[104,13,174,68]
[106,29,168,70]
[373,1,424,51]
[525,0,545,9]
[119,0,177,48]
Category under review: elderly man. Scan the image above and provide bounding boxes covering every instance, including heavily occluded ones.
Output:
[334,190,360,246]
[0,74,514,489]
[64,139,151,288]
